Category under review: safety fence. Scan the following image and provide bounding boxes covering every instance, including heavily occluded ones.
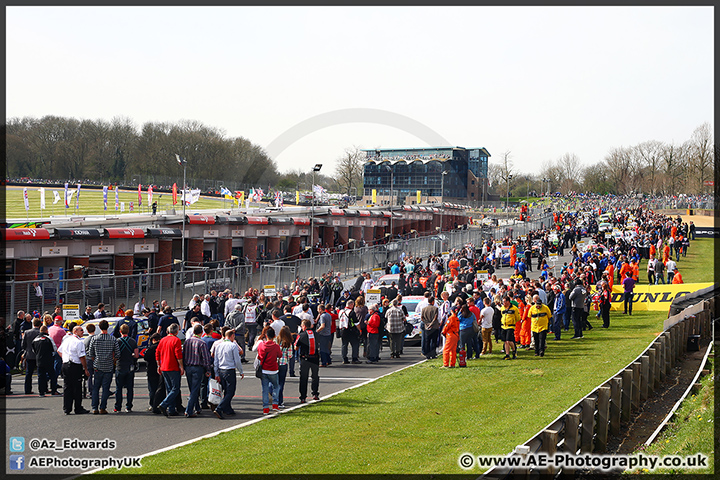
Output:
[4,265,253,319]
[255,214,554,288]
[483,291,717,478]
[4,213,553,318]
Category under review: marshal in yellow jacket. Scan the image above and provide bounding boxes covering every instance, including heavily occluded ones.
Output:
[528,303,552,333]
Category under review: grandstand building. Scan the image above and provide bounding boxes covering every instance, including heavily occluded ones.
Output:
[361,147,490,206]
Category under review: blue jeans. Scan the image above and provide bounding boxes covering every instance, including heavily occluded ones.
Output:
[276,364,288,406]
[553,312,564,340]
[563,308,571,330]
[473,331,482,357]
[624,292,633,315]
[91,370,114,411]
[421,327,437,357]
[261,372,280,408]
[185,365,205,416]
[289,349,298,376]
[114,368,135,411]
[52,353,62,388]
[217,368,237,415]
[317,334,332,366]
[655,274,665,285]
[458,328,476,357]
[160,370,182,414]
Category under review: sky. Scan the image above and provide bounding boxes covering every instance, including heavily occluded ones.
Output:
[6,6,714,177]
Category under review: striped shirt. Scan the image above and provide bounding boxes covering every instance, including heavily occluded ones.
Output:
[87,333,120,372]
[183,335,212,370]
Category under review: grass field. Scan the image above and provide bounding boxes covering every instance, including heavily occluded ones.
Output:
[104,310,667,475]
[4,186,239,220]
[636,238,715,284]
[629,357,714,476]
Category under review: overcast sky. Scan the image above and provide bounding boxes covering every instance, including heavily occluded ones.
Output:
[6,6,714,176]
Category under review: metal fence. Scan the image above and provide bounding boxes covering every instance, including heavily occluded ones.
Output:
[255,213,554,288]
[4,213,553,318]
[4,265,253,319]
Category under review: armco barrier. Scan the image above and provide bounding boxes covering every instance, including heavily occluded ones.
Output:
[483,291,717,479]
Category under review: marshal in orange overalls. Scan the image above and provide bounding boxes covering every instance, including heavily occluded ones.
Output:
[520,302,532,347]
[442,311,460,367]
[448,259,460,279]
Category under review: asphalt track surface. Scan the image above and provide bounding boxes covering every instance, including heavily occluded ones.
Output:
[5,248,577,476]
[4,343,426,476]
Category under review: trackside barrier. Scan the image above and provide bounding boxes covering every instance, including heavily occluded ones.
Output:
[4,265,253,319]
[4,214,555,318]
[482,291,717,479]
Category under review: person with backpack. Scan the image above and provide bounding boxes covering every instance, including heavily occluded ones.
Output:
[244,297,259,350]
[224,303,247,362]
[294,319,320,403]
[338,300,361,364]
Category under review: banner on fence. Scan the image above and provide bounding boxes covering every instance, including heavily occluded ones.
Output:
[594,283,714,311]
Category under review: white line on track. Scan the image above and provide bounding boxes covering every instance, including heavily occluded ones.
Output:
[73,357,426,478]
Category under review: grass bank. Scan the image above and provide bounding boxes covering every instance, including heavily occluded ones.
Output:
[636,237,715,284]
[628,357,714,476]
[105,310,667,475]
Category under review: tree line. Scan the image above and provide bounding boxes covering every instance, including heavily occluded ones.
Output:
[487,122,715,197]
[5,115,283,189]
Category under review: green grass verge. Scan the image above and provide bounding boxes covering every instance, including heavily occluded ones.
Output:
[636,238,715,284]
[4,186,241,220]
[627,357,714,476]
[103,310,666,475]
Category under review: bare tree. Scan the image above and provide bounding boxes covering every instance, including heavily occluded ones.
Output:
[687,122,714,194]
[634,140,663,195]
[659,142,687,196]
[334,146,365,195]
[538,159,562,194]
[604,146,635,195]
[581,163,613,194]
[557,152,581,194]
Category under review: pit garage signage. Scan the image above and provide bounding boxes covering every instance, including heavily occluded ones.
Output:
[263,285,276,297]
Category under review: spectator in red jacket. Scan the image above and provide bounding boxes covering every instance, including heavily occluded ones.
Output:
[366,304,381,364]
[155,323,184,417]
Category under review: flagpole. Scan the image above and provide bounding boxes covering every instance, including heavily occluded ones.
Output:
[181,158,187,285]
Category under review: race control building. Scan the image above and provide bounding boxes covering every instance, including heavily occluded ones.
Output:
[362,147,490,206]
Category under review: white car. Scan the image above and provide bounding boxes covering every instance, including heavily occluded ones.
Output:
[397,295,442,344]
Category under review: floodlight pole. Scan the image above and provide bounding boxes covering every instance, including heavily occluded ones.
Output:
[310,164,322,257]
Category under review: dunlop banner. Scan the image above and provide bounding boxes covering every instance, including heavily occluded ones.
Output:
[592,283,714,311]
